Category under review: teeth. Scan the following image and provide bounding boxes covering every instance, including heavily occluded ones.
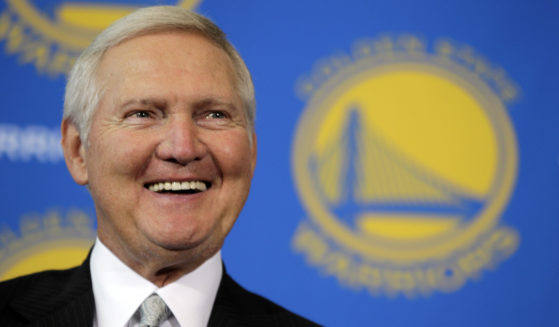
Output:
[148,181,208,193]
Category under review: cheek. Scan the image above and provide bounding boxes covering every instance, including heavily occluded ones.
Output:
[213,135,254,176]
[87,130,156,183]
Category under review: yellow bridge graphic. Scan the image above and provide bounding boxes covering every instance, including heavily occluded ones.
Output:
[56,2,138,30]
[309,107,485,241]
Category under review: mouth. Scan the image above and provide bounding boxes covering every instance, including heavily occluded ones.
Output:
[145,181,210,194]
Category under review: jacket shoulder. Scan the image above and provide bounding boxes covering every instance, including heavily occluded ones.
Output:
[0,264,94,326]
[209,272,321,327]
[0,265,87,299]
[0,267,79,306]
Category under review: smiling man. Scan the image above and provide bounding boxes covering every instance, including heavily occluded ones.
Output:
[0,6,317,327]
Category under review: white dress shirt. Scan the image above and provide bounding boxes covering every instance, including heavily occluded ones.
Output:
[90,239,222,327]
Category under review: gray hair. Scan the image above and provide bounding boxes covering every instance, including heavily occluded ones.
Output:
[63,6,255,143]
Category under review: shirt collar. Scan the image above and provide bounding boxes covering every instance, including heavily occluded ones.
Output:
[90,238,222,327]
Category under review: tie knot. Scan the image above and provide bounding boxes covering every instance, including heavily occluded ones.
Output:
[139,294,171,327]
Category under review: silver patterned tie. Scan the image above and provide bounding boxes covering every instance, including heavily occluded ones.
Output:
[138,294,172,327]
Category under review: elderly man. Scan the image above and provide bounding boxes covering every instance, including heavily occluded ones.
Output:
[0,6,318,327]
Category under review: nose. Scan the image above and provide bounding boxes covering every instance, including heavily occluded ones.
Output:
[155,115,206,165]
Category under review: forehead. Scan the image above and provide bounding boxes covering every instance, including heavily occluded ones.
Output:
[97,31,237,89]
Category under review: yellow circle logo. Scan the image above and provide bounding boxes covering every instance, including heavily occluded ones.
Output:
[0,209,96,281]
[0,0,201,76]
[292,36,520,296]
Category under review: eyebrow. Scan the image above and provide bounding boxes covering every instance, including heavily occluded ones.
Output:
[193,98,239,111]
[120,98,168,108]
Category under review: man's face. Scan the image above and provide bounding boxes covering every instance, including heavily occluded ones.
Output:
[66,31,256,270]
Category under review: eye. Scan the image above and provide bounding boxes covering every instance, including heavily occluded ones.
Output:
[205,111,228,119]
[123,109,163,126]
[124,109,160,121]
[131,110,153,119]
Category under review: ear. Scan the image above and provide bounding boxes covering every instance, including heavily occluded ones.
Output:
[250,131,257,175]
[61,119,88,185]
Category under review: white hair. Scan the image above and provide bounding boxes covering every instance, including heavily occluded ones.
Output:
[63,6,255,143]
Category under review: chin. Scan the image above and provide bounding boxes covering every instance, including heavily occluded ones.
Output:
[146,229,214,252]
[151,237,221,267]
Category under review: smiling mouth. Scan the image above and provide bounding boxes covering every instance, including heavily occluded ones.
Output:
[146,181,210,194]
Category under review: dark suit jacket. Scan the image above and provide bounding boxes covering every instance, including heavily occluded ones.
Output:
[0,258,319,326]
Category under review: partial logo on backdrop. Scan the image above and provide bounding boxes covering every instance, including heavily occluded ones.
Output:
[0,209,96,280]
[0,124,62,163]
[291,35,520,297]
[0,0,201,77]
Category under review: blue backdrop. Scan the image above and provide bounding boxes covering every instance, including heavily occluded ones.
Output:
[1,1,558,326]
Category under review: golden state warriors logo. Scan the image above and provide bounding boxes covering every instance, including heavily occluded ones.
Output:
[292,35,520,297]
[0,0,201,76]
[0,209,96,281]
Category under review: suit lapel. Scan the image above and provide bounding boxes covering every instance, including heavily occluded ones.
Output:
[208,271,247,327]
[208,271,280,327]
